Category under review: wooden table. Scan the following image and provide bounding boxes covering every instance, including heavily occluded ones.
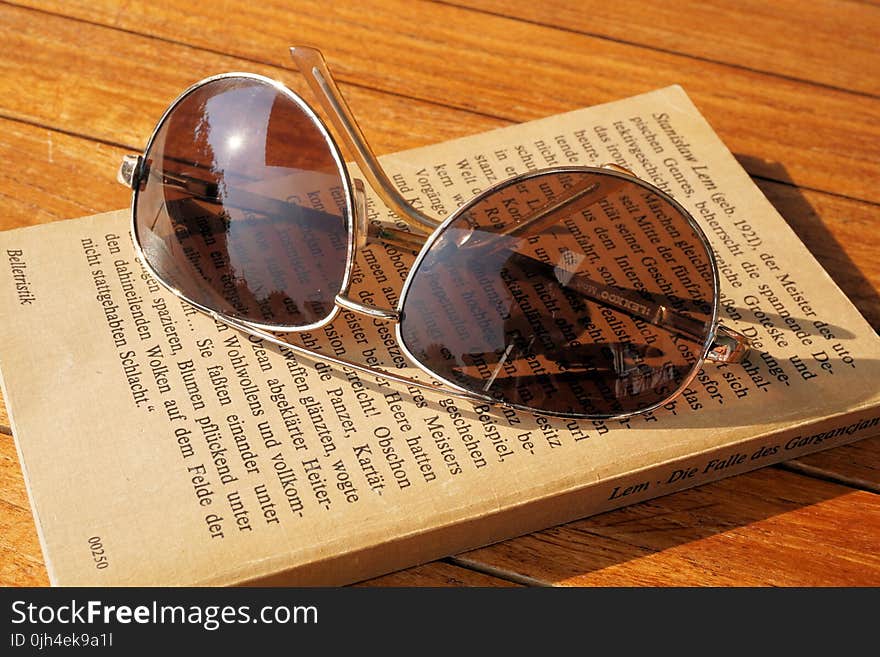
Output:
[1,0,878,587]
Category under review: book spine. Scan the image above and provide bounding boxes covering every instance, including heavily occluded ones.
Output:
[218,405,880,586]
[580,406,879,516]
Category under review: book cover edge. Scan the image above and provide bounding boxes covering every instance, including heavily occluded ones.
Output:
[185,403,880,587]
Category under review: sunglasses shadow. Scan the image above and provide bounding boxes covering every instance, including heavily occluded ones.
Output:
[450,461,860,585]
[736,155,880,330]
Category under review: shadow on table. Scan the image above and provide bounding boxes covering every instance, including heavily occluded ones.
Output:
[736,155,880,331]
[452,463,866,585]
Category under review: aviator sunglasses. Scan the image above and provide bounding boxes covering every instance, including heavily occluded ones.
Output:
[117,46,751,420]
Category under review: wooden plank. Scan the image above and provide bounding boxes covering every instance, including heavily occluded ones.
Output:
[455,468,880,586]
[0,498,50,587]
[11,1,880,202]
[0,116,878,485]
[451,0,880,96]
[0,435,48,587]
[0,435,31,510]
[0,436,516,587]
[0,4,502,157]
[0,121,130,230]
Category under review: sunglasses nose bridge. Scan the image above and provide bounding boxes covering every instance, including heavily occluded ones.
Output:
[338,177,400,322]
[334,293,400,321]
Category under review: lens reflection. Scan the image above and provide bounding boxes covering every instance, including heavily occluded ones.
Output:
[135,76,350,328]
[399,170,716,417]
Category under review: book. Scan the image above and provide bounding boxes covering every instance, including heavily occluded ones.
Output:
[1,86,878,586]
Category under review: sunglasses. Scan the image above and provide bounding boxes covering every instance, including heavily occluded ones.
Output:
[117,46,750,420]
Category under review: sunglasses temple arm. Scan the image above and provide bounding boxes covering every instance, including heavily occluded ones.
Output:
[565,272,752,363]
[290,45,628,243]
[511,252,751,364]
[289,46,440,235]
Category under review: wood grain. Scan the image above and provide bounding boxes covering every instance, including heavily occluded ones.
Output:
[452,0,880,96]
[0,435,30,509]
[0,4,502,164]
[456,468,880,586]
[0,436,50,586]
[358,561,520,587]
[11,0,880,203]
[0,498,50,586]
[0,119,130,230]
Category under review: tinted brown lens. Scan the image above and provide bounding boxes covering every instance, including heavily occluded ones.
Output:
[399,170,716,417]
[135,76,350,328]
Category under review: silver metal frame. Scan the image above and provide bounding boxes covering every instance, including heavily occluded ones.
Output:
[120,46,750,421]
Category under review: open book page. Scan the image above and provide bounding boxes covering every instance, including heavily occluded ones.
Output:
[1,86,878,585]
